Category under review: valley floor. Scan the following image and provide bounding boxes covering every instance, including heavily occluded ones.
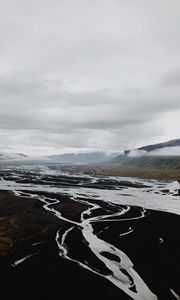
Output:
[0,165,180,300]
[79,164,180,181]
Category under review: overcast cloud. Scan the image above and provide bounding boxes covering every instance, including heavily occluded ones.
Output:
[0,0,180,155]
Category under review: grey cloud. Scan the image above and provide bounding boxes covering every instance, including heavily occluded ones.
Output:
[160,70,180,87]
[0,0,180,155]
[0,73,180,134]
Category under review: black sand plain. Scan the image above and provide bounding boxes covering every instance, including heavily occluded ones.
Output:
[0,165,180,300]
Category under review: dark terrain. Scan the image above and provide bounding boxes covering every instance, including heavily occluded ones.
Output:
[0,164,180,300]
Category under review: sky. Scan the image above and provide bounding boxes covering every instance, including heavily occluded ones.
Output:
[0,0,180,156]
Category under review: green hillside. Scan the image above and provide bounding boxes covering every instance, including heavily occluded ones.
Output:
[111,155,180,171]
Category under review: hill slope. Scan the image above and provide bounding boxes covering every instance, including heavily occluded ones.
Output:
[124,139,180,155]
[112,139,180,171]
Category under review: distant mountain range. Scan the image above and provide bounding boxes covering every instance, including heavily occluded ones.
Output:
[0,139,180,167]
[0,153,28,161]
[47,139,180,165]
[47,151,116,164]
[0,151,116,163]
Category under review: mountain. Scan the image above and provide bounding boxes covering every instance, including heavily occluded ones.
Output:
[124,138,180,155]
[47,151,114,164]
[111,139,180,170]
[0,150,120,164]
[0,139,179,168]
[0,152,28,161]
